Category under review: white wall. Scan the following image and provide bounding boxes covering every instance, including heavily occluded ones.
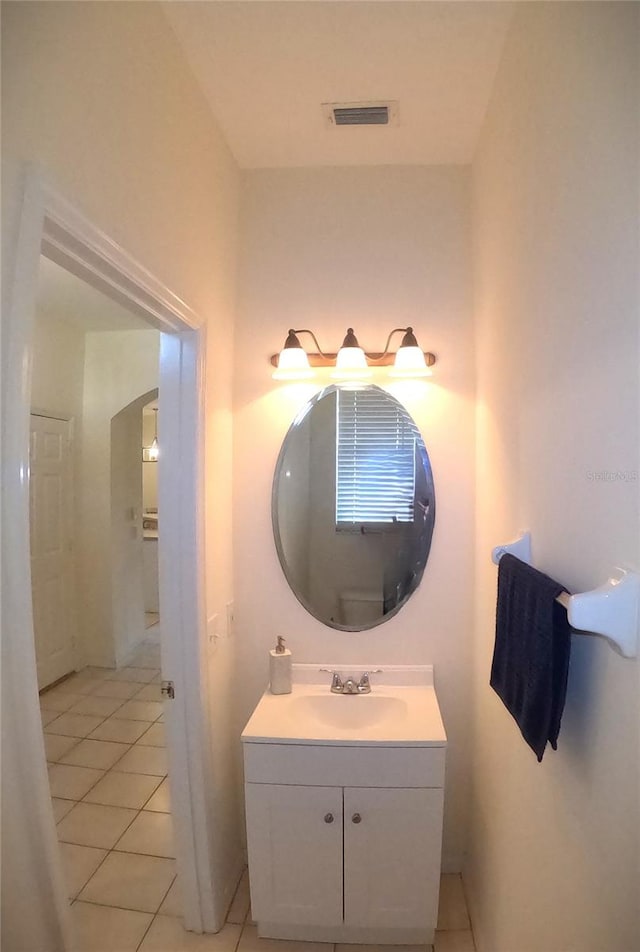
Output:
[1,3,241,948]
[468,5,640,951]
[234,167,475,869]
[31,313,85,422]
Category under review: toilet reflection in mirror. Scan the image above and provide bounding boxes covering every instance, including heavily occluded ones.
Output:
[272,384,436,630]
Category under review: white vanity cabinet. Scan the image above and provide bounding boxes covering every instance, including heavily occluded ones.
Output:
[243,740,446,945]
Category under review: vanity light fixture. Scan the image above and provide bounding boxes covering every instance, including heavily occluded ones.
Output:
[270,327,436,380]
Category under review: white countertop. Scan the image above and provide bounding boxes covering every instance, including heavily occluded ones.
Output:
[241,672,447,747]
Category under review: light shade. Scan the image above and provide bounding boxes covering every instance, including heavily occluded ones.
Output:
[390,346,431,377]
[147,437,159,461]
[331,328,373,379]
[272,335,313,380]
[389,327,432,377]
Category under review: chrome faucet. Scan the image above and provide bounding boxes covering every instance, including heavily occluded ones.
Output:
[320,669,383,694]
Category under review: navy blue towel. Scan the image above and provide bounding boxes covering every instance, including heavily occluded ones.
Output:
[490,554,572,761]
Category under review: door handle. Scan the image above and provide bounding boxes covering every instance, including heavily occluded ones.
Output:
[324,813,334,824]
[351,813,362,824]
[160,680,175,699]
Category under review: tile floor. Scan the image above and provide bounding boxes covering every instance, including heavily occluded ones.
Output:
[40,631,475,952]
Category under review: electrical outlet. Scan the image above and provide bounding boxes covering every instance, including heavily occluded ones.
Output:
[226,601,234,638]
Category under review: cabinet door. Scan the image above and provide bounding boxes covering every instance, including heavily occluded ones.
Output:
[343,786,444,929]
[245,783,343,926]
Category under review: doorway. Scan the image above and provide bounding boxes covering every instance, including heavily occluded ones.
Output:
[2,172,220,951]
[30,258,174,939]
[29,258,181,939]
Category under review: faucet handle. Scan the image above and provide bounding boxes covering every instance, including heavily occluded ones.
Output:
[357,669,383,693]
[319,669,344,693]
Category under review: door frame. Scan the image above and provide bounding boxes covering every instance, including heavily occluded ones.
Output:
[2,165,216,944]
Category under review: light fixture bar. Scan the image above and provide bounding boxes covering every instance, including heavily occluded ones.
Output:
[270,326,437,379]
[269,351,436,369]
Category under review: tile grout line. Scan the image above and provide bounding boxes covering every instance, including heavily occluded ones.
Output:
[53,736,132,773]
[48,728,133,795]
[136,865,254,952]
[59,753,168,901]
[130,743,177,952]
[133,868,179,951]
[63,781,172,908]
[59,759,168,905]
[231,910,249,952]
[75,759,164,806]
[58,782,168,855]
[46,733,86,768]
[458,873,477,950]
[46,689,135,800]
[43,673,154,753]
[46,678,164,783]
[71,892,173,918]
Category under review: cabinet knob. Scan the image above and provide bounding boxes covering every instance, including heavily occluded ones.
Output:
[351,813,362,824]
[324,813,334,824]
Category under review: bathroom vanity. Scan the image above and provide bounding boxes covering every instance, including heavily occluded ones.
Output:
[242,665,446,945]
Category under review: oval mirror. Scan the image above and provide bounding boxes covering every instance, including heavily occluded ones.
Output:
[272,384,436,630]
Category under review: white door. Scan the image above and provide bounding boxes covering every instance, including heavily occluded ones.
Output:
[29,414,76,689]
[244,783,344,926]
[344,786,444,929]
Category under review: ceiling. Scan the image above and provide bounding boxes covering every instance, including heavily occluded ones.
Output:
[164,1,514,168]
[36,257,154,333]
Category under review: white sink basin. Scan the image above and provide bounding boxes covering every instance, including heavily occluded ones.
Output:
[290,693,408,730]
[241,669,447,747]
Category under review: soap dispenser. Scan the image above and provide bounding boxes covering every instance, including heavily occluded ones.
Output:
[269,636,292,695]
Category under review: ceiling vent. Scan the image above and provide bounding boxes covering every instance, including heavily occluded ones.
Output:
[322,101,399,128]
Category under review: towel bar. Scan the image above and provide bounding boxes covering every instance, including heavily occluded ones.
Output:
[491,532,532,567]
[491,532,639,659]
